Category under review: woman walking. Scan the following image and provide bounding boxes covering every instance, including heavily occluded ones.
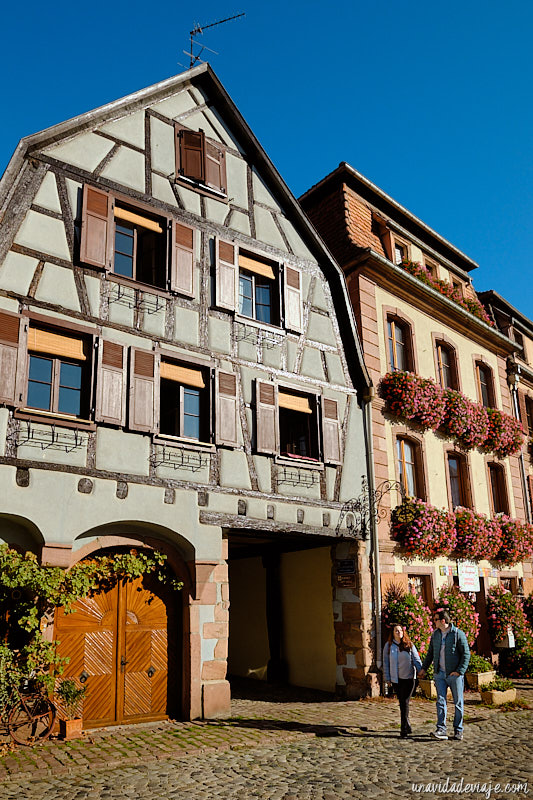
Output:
[383,623,422,738]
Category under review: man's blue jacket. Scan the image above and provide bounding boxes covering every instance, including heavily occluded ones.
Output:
[421,624,470,676]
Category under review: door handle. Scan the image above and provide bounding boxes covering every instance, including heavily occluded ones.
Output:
[120,656,128,672]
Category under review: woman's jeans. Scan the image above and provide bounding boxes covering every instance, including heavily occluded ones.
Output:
[434,670,464,733]
[392,678,416,734]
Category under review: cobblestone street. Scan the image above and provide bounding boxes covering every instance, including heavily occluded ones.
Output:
[1,711,532,800]
[1,681,532,799]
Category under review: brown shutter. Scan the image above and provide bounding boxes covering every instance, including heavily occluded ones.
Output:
[80,185,113,269]
[177,128,205,182]
[95,340,127,426]
[170,221,195,297]
[256,380,278,455]
[205,142,226,193]
[283,265,303,333]
[215,370,239,446]
[216,239,238,311]
[128,348,160,433]
[0,311,26,406]
[528,475,533,517]
[322,397,342,465]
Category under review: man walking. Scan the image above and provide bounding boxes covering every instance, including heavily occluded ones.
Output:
[419,609,470,741]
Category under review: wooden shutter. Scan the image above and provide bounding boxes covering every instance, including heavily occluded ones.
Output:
[216,239,238,311]
[128,349,159,433]
[0,311,26,406]
[95,340,127,426]
[205,142,226,193]
[177,128,205,182]
[283,265,303,333]
[256,380,278,455]
[170,221,195,297]
[322,398,342,465]
[215,370,239,446]
[80,185,113,269]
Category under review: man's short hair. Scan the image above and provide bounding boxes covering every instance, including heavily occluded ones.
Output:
[434,609,451,624]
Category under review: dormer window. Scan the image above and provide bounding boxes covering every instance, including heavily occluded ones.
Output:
[174,124,227,196]
[394,242,406,266]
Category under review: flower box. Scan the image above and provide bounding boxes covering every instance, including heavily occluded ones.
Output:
[465,670,496,690]
[59,717,83,740]
[480,688,516,706]
[418,679,452,700]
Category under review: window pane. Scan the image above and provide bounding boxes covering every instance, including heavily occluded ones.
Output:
[29,356,52,383]
[183,388,200,439]
[478,366,490,406]
[255,281,272,323]
[115,228,134,256]
[58,387,81,416]
[114,252,134,277]
[60,362,82,390]
[27,381,51,410]
[448,457,462,507]
[239,274,253,317]
[159,379,180,436]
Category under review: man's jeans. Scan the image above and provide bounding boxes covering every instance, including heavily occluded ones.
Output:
[434,670,464,733]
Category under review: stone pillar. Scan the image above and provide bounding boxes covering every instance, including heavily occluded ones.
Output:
[333,539,379,698]
[196,541,231,719]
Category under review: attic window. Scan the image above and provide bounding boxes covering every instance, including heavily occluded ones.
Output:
[175,124,227,196]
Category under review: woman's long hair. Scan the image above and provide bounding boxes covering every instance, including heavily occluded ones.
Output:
[387,622,413,651]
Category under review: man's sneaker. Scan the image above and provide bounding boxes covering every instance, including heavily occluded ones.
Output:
[430,730,448,740]
[453,731,463,741]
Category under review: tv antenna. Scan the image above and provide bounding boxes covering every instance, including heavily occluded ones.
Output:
[183,12,246,68]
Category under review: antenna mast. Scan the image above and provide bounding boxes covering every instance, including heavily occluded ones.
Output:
[187,12,245,68]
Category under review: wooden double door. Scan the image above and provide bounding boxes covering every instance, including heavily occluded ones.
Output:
[54,574,179,728]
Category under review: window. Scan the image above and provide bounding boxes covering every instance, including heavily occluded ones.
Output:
[112,204,167,289]
[451,280,463,297]
[435,341,458,389]
[394,242,406,265]
[255,380,342,464]
[278,389,319,459]
[25,326,91,419]
[447,453,471,509]
[80,185,196,297]
[475,362,495,407]
[216,240,303,333]
[408,574,432,607]
[424,259,437,279]
[526,397,533,436]
[174,124,227,196]
[513,330,527,363]
[159,360,209,441]
[387,317,411,371]
[237,252,278,324]
[488,463,509,515]
[397,437,423,498]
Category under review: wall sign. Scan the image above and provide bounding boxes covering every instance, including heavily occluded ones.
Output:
[458,560,480,592]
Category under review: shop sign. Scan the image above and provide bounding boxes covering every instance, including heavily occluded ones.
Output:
[458,560,480,592]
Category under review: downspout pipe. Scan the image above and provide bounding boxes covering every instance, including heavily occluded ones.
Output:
[507,360,532,524]
[362,386,382,676]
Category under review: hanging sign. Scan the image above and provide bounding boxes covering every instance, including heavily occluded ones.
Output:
[458,560,480,592]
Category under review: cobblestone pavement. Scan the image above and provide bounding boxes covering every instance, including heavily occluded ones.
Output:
[1,711,532,800]
[0,680,532,798]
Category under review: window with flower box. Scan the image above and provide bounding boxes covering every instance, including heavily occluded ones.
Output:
[475,361,495,408]
[396,437,425,499]
[435,340,458,390]
[447,452,471,510]
[488,462,509,516]
[387,316,413,372]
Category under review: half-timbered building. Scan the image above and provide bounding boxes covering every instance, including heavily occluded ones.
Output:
[0,66,373,726]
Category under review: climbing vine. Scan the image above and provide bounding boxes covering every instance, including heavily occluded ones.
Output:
[0,544,182,704]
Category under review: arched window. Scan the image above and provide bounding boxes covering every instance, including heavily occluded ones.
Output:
[397,437,424,499]
[435,341,458,390]
[475,361,495,408]
[488,463,509,515]
[387,317,412,372]
[447,452,471,509]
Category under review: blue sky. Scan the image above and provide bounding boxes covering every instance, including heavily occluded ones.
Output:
[2,0,532,317]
